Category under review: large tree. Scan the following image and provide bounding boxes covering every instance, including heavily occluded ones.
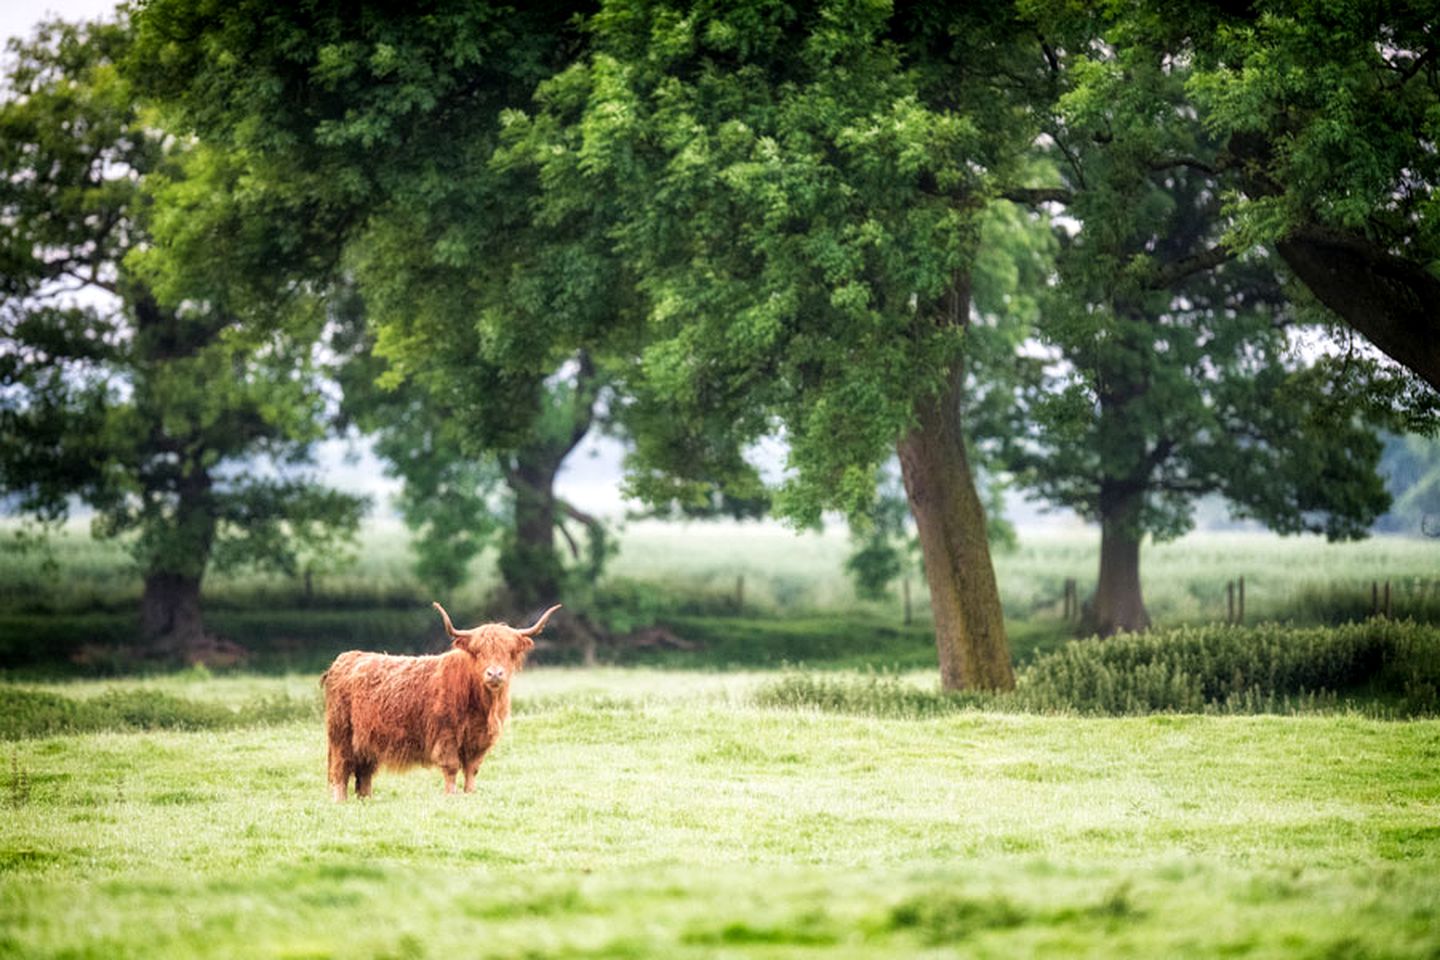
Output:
[494,0,1053,689]
[132,0,623,629]
[0,17,366,660]
[995,7,1416,635]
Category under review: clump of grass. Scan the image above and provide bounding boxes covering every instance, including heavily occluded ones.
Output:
[0,687,319,740]
[754,672,999,718]
[8,752,30,807]
[886,894,1029,943]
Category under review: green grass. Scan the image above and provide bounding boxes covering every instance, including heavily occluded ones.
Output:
[0,670,1437,957]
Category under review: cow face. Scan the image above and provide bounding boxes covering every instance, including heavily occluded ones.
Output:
[468,629,535,689]
[431,602,560,689]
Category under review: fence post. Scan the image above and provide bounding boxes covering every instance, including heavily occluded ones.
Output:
[1384,580,1392,619]
[1372,581,1379,617]
[1227,581,1235,624]
[903,578,912,626]
[736,574,744,613]
[1238,575,1245,626]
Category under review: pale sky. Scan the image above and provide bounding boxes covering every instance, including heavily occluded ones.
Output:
[2,0,120,47]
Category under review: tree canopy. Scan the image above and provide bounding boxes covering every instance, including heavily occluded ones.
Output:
[0,16,365,660]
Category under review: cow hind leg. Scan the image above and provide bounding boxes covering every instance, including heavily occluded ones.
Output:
[355,760,377,799]
[328,742,354,803]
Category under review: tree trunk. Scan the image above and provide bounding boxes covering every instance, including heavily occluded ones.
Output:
[498,354,603,664]
[1088,486,1151,636]
[500,460,565,610]
[140,570,208,656]
[894,274,1013,691]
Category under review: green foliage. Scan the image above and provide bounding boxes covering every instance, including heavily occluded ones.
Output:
[759,620,1440,718]
[1172,1,1439,247]
[0,609,446,676]
[755,671,999,718]
[1020,620,1439,716]
[997,21,1401,548]
[0,16,365,651]
[506,1,1041,524]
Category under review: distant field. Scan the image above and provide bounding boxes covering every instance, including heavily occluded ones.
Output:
[3,517,1438,624]
[0,671,1436,958]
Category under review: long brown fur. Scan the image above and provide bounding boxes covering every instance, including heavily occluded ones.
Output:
[322,603,560,801]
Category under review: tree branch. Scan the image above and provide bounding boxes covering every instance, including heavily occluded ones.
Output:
[1146,242,1235,289]
[1000,186,1074,207]
[1147,155,1226,177]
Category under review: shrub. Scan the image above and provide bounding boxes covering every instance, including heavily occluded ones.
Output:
[755,620,1440,718]
[1020,620,1438,716]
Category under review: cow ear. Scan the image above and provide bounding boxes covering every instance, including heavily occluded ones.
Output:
[518,635,536,652]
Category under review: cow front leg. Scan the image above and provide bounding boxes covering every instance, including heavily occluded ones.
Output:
[463,747,491,793]
[432,738,462,794]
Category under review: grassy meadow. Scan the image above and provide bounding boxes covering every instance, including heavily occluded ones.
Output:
[2,670,1439,958]
[1,520,1438,956]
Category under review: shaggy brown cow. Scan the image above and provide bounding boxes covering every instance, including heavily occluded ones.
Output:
[322,602,560,801]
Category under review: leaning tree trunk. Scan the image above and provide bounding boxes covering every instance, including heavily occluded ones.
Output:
[1088,484,1151,637]
[895,273,1014,692]
[1276,229,1440,394]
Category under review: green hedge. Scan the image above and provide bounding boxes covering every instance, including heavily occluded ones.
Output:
[757,620,1440,718]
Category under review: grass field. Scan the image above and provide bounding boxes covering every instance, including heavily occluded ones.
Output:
[1,670,1437,958]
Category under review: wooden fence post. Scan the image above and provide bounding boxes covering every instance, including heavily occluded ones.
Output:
[1372,581,1379,617]
[1238,575,1245,626]
[1227,581,1235,624]
[736,574,744,613]
[1384,580,1392,619]
[902,578,912,626]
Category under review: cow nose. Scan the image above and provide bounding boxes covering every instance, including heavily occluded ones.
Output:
[484,666,506,683]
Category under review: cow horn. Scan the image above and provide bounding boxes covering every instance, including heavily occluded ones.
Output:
[432,601,469,639]
[518,603,563,637]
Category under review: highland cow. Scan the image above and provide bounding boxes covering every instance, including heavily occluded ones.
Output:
[321,602,559,801]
